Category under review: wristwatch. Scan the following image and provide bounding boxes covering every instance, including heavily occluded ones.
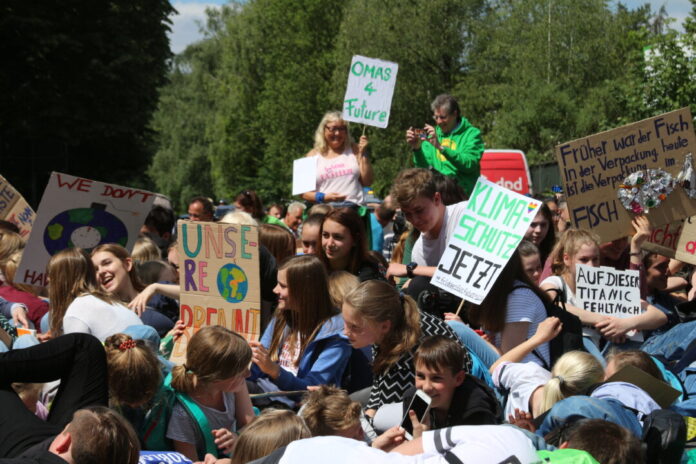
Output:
[406,262,418,278]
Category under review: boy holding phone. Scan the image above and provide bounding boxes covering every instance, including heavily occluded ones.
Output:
[401,336,500,430]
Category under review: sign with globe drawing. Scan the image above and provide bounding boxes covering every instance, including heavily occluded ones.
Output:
[16,172,155,287]
[171,220,261,363]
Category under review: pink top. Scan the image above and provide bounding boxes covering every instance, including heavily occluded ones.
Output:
[314,145,364,204]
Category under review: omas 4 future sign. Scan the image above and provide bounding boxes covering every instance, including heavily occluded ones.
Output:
[342,55,398,128]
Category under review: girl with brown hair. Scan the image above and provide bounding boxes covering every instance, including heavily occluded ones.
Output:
[248,254,352,398]
[47,248,142,341]
[342,280,471,417]
[168,325,255,461]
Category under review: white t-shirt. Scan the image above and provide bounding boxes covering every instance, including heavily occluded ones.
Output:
[63,294,143,342]
[492,284,550,367]
[493,361,551,419]
[314,145,364,204]
[412,201,468,266]
[273,426,538,464]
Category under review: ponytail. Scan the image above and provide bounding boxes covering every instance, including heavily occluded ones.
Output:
[538,351,604,415]
[104,333,161,405]
[170,364,199,395]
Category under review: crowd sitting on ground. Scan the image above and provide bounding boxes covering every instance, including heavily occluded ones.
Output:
[0,101,695,464]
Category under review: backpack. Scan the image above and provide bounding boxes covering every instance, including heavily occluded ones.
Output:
[641,409,687,464]
[140,372,217,459]
[512,283,585,370]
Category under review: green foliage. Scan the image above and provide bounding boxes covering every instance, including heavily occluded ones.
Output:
[149,0,695,209]
[0,0,173,204]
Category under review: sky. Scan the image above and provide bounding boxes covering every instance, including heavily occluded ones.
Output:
[168,0,692,54]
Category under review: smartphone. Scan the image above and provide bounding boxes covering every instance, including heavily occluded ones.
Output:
[400,389,431,440]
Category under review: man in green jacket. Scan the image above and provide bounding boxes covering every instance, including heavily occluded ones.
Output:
[406,94,484,196]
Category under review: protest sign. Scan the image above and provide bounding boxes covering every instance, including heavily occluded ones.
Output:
[641,215,696,265]
[292,156,317,195]
[170,220,261,364]
[16,172,155,287]
[675,217,696,265]
[555,107,696,243]
[575,264,641,317]
[432,178,542,304]
[0,174,35,238]
[342,55,398,128]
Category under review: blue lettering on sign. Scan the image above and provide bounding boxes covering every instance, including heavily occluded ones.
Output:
[572,200,619,229]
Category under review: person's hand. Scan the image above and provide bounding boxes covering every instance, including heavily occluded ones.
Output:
[11,304,29,328]
[37,330,53,343]
[249,341,280,379]
[405,127,421,149]
[371,425,406,451]
[128,283,159,316]
[595,316,633,339]
[689,285,696,302]
[631,215,651,251]
[212,428,237,455]
[408,409,429,439]
[508,408,536,432]
[324,192,347,203]
[194,454,231,464]
[358,135,369,156]
[166,320,186,342]
[386,263,407,280]
[443,312,463,323]
[424,124,439,148]
[530,317,563,344]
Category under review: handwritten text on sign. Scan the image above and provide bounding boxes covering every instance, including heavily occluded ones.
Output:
[171,221,261,363]
[555,108,696,243]
[575,264,641,317]
[16,172,155,287]
[0,174,35,238]
[432,178,542,304]
[342,55,398,129]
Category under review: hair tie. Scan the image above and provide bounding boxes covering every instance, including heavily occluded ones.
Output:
[182,364,194,375]
[118,339,136,351]
[554,375,565,385]
[398,291,405,305]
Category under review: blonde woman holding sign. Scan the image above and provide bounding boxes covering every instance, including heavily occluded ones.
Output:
[302,111,373,205]
[540,229,667,351]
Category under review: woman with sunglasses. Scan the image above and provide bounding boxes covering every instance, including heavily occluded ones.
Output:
[301,111,373,205]
[406,94,484,197]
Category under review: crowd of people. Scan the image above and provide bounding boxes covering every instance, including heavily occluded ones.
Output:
[0,95,695,464]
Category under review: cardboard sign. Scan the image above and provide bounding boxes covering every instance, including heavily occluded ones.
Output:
[292,156,318,195]
[16,172,155,287]
[170,220,261,364]
[342,55,398,128]
[575,264,641,317]
[555,108,696,243]
[605,365,680,408]
[432,178,543,304]
[0,174,35,239]
[642,215,696,265]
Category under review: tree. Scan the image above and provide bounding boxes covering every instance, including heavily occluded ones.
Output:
[0,0,173,204]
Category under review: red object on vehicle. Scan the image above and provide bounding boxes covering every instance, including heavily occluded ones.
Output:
[479,149,533,195]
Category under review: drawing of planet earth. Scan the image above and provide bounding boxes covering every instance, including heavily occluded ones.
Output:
[217,263,248,303]
[43,207,128,255]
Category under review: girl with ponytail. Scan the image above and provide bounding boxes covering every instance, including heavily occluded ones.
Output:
[342,280,471,417]
[167,326,255,461]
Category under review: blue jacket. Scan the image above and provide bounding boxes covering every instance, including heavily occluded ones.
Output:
[250,314,352,391]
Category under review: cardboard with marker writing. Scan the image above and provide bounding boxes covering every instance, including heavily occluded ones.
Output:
[555,107,696,244]
[642,215,696,265]
[171,220,261,364]
[432,177,542,304]
[605,365,680,409]
[16,172,155,287]
[0,174,35,239]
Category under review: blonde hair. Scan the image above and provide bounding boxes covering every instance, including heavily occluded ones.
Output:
[104,333,162,406]
[328,271,359,309]
[131,236,160,263]
[312,111,353,154]
[300,385,361,436]
[0,250,40,295]
[48,248,115,336]
[538,351,604,415]
[231,409,310,464]
[549,229,600,276]
[344,280,420,374]
[219,211,257,226]
[170,326,252,395]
